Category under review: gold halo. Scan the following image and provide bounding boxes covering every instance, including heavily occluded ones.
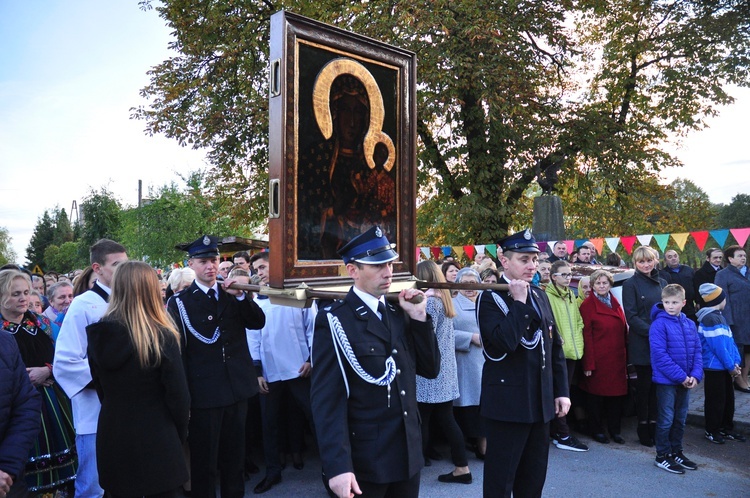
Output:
[312,58,395,172]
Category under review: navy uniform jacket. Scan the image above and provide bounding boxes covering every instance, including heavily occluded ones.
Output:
[311,289,440,484]
[477,284,568,424]
[167,282,265,409]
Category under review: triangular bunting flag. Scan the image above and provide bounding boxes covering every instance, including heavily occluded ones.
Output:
[636,234,653,247]
[671,233,689,250]
[709,229,729,248]
[564,240,575,254]
[453,246,465,260]
[605,237,620,253]
[589,238,604,255]
[653,234,670,252]
[420,247,431,260]
[475,245,486,256]
[574,239,587,249]
[620,236,637,255]
[486,244,497,258]
[442,246,452,258]
[430,247,442,260]
[730,227,750,247]
[463,245,475,261]
[547,240,558,251]
[538,241,548,253]
[690,231,709,251]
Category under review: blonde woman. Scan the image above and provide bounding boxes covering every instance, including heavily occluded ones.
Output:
[621,246,667,446]
[86,261,190,498]
[416,261,472,485]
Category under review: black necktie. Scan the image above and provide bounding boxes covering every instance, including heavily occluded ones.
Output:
[377,301,390,330]
[207,288,217,301]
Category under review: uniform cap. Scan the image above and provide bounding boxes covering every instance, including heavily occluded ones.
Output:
[338,226,398,265]
[497,229,540,254]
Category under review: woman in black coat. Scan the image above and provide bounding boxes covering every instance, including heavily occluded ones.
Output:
[87,261,190,498]
[621,246,666,447]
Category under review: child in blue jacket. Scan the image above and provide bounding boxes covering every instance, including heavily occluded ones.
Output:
[696,283,745,444]
[649,284,703,474]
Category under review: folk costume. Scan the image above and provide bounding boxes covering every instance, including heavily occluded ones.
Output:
[166,235,265,498]
[310,226,440,498]
[477,230,568,498]
[3,310,77,494]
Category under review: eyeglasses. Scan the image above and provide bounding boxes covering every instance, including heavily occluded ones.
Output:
[553,273,572,278]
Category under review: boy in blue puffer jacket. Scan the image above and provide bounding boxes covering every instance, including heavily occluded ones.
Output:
[649,284,703,474]
[696,283,746,444]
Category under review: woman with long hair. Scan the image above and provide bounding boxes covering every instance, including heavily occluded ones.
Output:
[86,261,190,498]
[416,261,473,485]
[0,269,77,495]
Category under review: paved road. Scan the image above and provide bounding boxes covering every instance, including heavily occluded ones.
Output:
[240,415,748,497]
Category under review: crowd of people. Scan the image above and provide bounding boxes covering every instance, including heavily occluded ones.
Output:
[0,231,747,497]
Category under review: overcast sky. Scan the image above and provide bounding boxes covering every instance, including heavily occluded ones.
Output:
[1,3,748,265]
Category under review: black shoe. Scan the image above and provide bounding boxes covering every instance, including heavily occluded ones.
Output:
[474,449,486,460]
[720,430,747,442]
[637,424,654,447]
[671,451,697,470]
[438,471,472,484]
[253,475,282,494]
[655,455,685,474]
[611,434,626,444]
[705,431,725,444]
[593,433,609,444]
[733,383,750,393]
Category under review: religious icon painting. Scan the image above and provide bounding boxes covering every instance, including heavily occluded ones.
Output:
[268,11,417,288]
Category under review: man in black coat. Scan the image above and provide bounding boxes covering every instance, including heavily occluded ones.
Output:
[478,229,569,498]
[659,249,697,320]
[0,331,41,498]
[167,235,266,498]
[311,226,440,498]
[694,247,724,309]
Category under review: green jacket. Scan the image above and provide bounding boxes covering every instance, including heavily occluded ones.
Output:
[545,283,585,360]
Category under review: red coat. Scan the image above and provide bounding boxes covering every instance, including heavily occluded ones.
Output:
[578,293,629,396]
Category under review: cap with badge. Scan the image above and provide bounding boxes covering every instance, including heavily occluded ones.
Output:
[179,235,221,259]
[497,229,540,254]
[338,226,399,265]
[699,283,726,308]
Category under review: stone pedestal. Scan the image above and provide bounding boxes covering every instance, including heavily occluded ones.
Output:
[533,195,565,242]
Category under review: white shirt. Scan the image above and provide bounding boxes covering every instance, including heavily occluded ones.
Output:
[247,298,316,383]
[53,282,110,435]
[352,286,386,319]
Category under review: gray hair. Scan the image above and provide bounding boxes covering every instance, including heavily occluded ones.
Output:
[47,281,73,300]
[455,267,481,283]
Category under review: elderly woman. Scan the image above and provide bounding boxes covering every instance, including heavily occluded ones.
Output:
[0,269,77,494]
[43,281,74,339]
[714,245,750,392]
[168,268,196,294]
[480,267,500,284]
[577,276,591,306]
[622,246,667,446]
[451,267,486,459]
[579,269,629,444]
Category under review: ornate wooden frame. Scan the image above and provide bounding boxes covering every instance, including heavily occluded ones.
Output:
[268,11,417,288]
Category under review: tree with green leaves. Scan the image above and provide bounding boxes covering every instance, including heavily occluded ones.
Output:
[78,188,124,260]
[44,242,86,273]
[25,210,56,269]
[0,227,16,266]
[718,193,750,230]
[120,173,239,267]
[135,0,750,245]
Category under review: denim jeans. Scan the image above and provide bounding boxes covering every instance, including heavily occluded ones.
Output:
[655,384,689,456]
[75,433,104,498]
